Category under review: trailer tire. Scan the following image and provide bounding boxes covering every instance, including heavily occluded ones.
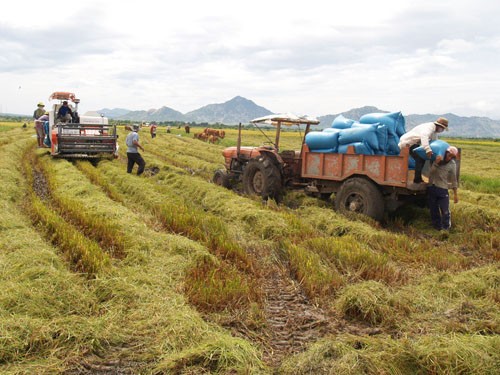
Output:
[212,169,232,189]
[335,177,384,221]
[243,158,282,201]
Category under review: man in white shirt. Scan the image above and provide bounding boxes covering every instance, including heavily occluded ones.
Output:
[398,117,449,184]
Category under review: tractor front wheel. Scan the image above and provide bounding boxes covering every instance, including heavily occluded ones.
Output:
[243,158,282,201]
[335,177,384,221]
[212,169,232,189]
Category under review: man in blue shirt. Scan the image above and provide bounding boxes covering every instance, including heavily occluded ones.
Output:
[125,124,146,175]
[57,100,73,122]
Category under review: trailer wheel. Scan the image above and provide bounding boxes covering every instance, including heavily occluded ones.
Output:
[212,169,232,189]
[335,178,384,221]
[243,158,282,201]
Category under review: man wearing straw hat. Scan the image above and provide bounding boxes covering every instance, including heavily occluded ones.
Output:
[398,117,449,185]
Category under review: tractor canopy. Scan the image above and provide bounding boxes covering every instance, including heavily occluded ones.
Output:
[250,113,320,126]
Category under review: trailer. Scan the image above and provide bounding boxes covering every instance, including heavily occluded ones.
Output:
[214,114,458,221]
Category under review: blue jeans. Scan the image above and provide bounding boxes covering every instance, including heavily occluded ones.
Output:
[427,185,451,230]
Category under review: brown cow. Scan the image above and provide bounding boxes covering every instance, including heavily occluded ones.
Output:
[208,134,219,144]
[203,128,226,138]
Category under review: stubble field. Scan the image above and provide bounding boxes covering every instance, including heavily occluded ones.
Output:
[1,122,498,374]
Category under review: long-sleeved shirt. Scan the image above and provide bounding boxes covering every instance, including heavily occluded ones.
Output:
[429,159,458,190]
[398,122,438,153]
[33,108,45,119]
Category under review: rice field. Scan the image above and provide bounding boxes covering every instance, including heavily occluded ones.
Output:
[1,121,498,374]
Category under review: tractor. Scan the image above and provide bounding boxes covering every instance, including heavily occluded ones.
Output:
[213,114,450,221]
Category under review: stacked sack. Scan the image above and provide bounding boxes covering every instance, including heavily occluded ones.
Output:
[413,139,450,161]
[305,112,406,156]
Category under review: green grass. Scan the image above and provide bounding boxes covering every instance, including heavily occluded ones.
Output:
[0,126,498,373]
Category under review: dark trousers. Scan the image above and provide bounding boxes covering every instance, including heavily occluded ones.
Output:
[127,152,146,175]
[428,185,451,230]
[410,144,426,183]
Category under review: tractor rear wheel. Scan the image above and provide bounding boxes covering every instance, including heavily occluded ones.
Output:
[243,158,282,201]
[335,177,384,221]
[212,169,232,189]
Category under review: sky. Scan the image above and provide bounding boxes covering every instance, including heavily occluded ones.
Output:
[1,0,500,119]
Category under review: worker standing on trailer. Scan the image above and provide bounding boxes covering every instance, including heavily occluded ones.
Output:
[126,124,146,176]
[427,146,459,231]
[398,117,449,185]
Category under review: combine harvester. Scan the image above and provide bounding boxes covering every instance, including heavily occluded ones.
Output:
[47,92,118,159]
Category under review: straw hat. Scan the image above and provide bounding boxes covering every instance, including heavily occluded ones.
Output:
[434,117,449,130]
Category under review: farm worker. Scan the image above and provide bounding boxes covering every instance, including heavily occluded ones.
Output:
[126,124,146,176]
[166,125,171,133]
[150,122,158,138]
[37,112,50,148]
[34,111,49,147]
[33,102,45,147]
[427,145,459,231]
[57,100,73,123]
[398,117,449,184]
[33,102,45,119]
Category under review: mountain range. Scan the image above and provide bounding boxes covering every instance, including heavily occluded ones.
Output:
[96,96,498,138]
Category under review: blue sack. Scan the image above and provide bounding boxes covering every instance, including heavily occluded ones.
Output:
[338,125,379,151]
[338,142,374,155]
[305,130,339,152]
[359,111,406,136]
[413,139,450,161]
[351,122,388,152]
[43,121,51,147]
[387,133,400,155]
[331,114,355,129]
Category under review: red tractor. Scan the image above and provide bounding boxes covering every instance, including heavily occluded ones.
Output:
[213,114,444,221]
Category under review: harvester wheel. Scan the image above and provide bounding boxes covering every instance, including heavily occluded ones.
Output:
[243,158,282,201]
[335,177,384,221]
[212,169,232,189]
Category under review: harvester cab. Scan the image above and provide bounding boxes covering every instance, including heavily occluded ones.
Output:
[47,92,118,159]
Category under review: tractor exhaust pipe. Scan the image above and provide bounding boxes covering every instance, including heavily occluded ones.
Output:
[237,122,241,157]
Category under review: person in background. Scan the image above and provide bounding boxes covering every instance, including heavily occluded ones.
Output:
[126,124,146,175]
[150,122,158,138]
[166,125,171,133]
[33,102,45,119]
[398,117,449,184]
[34,110,49,147]
[57,100,73,122]
[427,146,459,231]
[36,111,50,147]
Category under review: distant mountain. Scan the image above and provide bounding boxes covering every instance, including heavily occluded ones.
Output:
[318,106,500,138]
[318,106,386,129]
[404,113,500,138]
[92,99,499,138]
[98,108,131,118]
[119,106,185,122]
[184,96,272,124]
